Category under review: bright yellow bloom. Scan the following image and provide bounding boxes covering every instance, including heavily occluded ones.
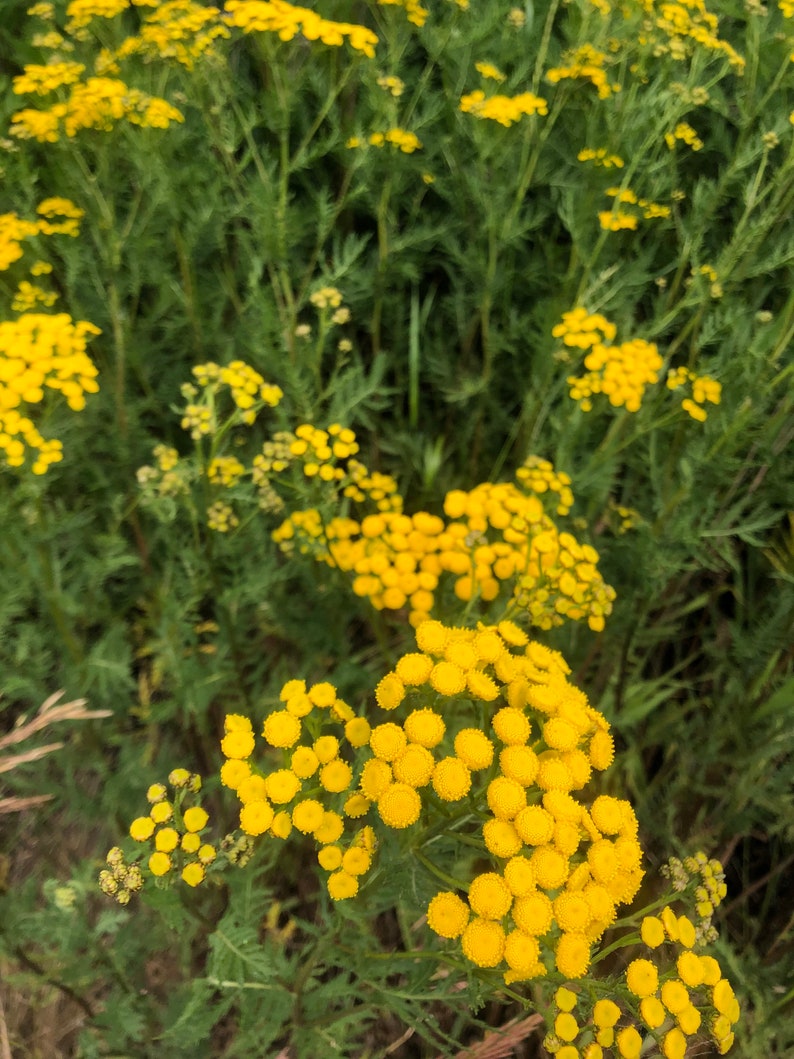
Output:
[427,891,470,938]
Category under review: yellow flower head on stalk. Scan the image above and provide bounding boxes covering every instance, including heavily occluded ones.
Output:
[274,447,614,631]
[217,689,376,898]
[475,61,506,83]
[358,621,644,980]
[546,43,620,98]
[11,74,185,142]
[103,1,231,72]
[65,0,128,32]
[223,1,378,58]
[100,767,213,900]
[666,366,721,421]
[0,314,100,473]
[558,308,663,414]
[367,128,423,153]
[639,0,745,71]
[376,0,428,27]
[665,121,704,151]
[460,90,548,126]
[13,62,86,96]
[377,75,405,97]
[578,147,624,168]
[537,847,737,1053]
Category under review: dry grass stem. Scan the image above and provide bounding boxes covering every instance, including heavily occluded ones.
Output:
[441,1014,544,1059]
[0,691,112,811]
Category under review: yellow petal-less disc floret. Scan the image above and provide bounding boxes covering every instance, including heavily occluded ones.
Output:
[182,806,209,832]
[431,757,472,800]
[262,710,302,748]
[454,728,495,770]
[461,918,506,967]
[404,707,445,747]
[626,958,659,997]
[427,891,470,938]
[468,872,513,920]
[377,782,421,828]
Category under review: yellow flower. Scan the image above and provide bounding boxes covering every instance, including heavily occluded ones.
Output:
[641,915,666,947]
[616,1026,642,1058]
[427,892,469,938]
[430,660,466,695]
[129,816,155,841]
[290,746,319,779]
[468,873,512,920]
[454,728,495,770]
[492,707,531,745]
[221,730,255,759]
[344,717,371,747]
[404,708,445,747]
[504,930,540,973]
[291,799,325,834]
[375,672,405,710]
[377,782,421,828]
[148,852,171,877]
[181,863,205,887]
[431,757,472,800]
[370,722,407,761]
[150,802,173,824]
[512,892,553,935]
[625,958,659,997]
[181,833,200,853]
[554,932,590,978]
[640,995,666,1028]
[514,804,554,845]
[327,871,359,900]
[182,806,209,832]
[392,744,434,787]
[240,800,274,835]
[503,855,535,896]
[461,918,506,967]
[482,819,522,858]
[314,811,344,844]
[475,61,506,82]
[593,999,620,1027]
[319,758,353,793]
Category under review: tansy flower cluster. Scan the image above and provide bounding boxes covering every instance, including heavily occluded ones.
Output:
[136,443,192,503]
[101,768,216,896]
[11,73,184,142]
[539,851,735,1058]
[598,187,671,231]
[459,90,549,126]
[95,1,231,73]
[377,75,405,97]
[223,0,379,59]
[661,851,727,936]
[475,61,506,83]
[180,359,283,438]
[376,0,428,28]
[219,693,377,901]
[577,147,624,168]
[557,309,663,414]
[609,501,642,535]
[274,459,614,631]
[1,198,83,271]
[515,455,574,517]
[546,44,620,99]
[365,619,642,983]
[0,314,100,473]
[665,121,704,151]
[367,128,422,153]
[666,366,721,422]
[637,0,745,72]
